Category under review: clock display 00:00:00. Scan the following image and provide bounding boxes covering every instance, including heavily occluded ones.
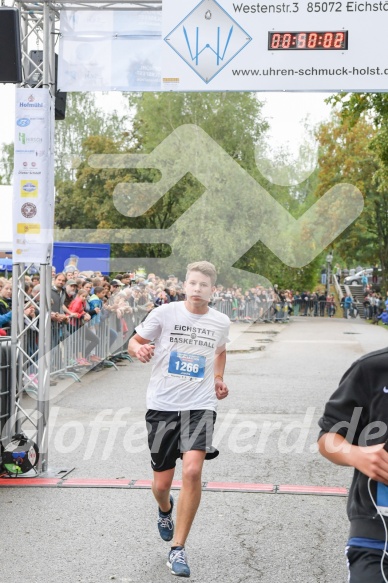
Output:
[268,30,348,50]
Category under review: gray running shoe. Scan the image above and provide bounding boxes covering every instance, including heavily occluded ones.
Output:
[157,495,174,541]
[167,546,190,577]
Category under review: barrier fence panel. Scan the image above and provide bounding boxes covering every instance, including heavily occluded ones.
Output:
[216,300,233,320]
[47,303,141,379]
[213,296,274,322]
[0,338,12,445]
[274,302,290,322]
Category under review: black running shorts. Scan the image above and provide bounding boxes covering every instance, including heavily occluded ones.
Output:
[145,409,218,472]
[346,546,388,583]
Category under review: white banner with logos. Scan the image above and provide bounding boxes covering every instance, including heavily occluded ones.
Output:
[58,10,162,91]
[162,0,388,91]
[58,1,388,92]
[13,88,54,264]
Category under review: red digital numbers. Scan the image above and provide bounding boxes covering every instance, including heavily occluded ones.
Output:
[282,33,292,48]
[334,32,345,48]
[269,31,348,50]
[297,33,306,49]
[271,33,281,49]
[307,32,318,48]
[323,32,334,48]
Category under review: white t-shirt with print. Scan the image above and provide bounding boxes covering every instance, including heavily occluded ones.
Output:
[135,302,230,412]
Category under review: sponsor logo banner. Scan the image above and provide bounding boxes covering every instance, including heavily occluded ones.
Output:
[20,180,39,197]
[13,88,54,263]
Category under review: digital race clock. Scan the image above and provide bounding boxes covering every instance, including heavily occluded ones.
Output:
[268,31,348,51]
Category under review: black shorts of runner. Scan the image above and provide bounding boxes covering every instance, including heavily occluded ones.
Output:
[145,409,218,472]
[346,545,388,582]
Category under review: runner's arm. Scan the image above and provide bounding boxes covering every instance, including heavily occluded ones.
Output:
[214,345,226,379]
[214,346,228,400]
[128,333,155,363]
[318,432,388,484]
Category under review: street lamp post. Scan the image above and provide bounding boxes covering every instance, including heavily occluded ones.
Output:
[326,252,334,297]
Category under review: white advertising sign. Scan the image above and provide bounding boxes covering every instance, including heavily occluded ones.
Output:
[13,88,54,264]
[58,10,162,91]
[57,1,388,91]
[162,0,388,91]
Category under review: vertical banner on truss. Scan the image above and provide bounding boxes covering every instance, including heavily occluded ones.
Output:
[13,88,54,263]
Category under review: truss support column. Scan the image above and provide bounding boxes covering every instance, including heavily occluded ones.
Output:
[36,264,52,473]
[37,0,55,473]
[10,263,25,439]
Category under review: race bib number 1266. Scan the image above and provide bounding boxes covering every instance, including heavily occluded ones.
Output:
[168,351,206,382]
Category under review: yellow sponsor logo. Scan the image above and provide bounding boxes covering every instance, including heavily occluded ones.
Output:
[17,223,40,234]
[20,180,38,197]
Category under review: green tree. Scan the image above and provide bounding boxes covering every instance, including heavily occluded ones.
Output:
[57,92,270,270]
[55,92,128,183]
[314,112,388,286]
[0,143,14,185]
[56,92,323,288]
[128,92,321,286]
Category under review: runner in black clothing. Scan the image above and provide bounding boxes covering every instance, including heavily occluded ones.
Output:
[318,348,388,582]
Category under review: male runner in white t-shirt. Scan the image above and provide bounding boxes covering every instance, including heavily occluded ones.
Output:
[128,261,230,578]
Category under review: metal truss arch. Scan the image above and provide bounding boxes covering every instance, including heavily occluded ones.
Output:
[4,0,161,474]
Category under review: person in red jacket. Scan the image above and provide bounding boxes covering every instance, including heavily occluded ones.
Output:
[68,290,90,366]
[68,289,88,325]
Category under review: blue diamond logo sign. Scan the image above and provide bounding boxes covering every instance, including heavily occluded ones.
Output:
[164,0,252,84]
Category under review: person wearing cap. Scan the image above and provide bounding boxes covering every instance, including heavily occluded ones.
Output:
[63,279,79,314]
[128,261,230,578]
[110,279,124,293]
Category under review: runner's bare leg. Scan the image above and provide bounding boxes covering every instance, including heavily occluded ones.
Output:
[152,467,175,512]
[173,450,206,546]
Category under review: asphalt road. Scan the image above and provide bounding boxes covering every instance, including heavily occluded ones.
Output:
[1,316,387,583]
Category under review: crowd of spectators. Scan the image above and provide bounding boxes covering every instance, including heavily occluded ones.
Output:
[1,264,385,367]
[0,262,384,397]
[0,268,350,338]
[362,287,388,324]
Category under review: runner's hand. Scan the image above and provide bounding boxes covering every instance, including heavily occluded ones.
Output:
[354,443,388,485]
[215,379,229,400]
[135,344,155,363]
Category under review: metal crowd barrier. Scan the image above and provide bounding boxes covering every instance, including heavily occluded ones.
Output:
[215,299,233,319]
[212,296,338,321]
[46,302,151,382]
[213,297,274,323]
[0,337,12,443]
[274,302,290,322]
[259,300,274,322]
[239,299,258,322]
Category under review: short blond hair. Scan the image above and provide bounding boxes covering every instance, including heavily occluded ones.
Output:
[186,261,217,286]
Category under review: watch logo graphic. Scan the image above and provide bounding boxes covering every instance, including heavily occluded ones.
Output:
[165,0,252,83]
